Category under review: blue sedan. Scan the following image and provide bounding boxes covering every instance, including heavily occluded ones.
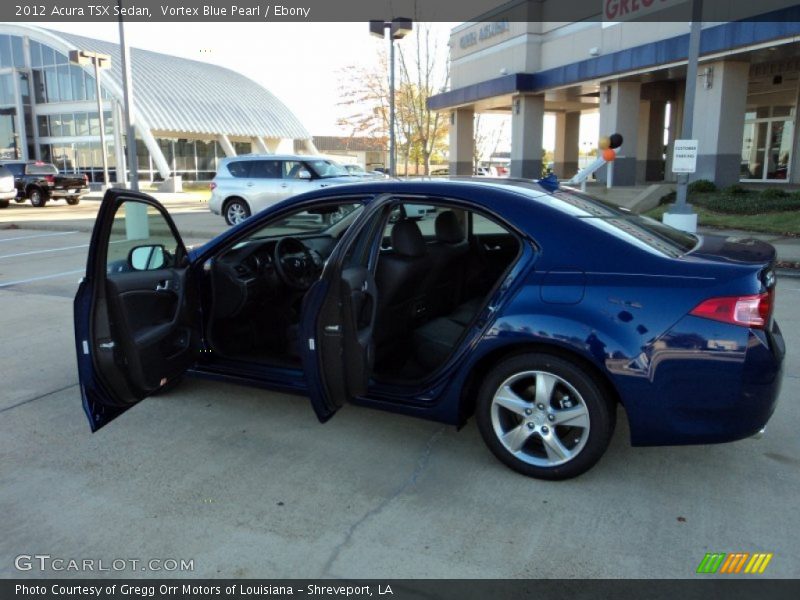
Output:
[74,179,785,479]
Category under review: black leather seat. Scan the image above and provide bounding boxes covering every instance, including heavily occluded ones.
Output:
[426,211,470,316]
[374,220,432,345]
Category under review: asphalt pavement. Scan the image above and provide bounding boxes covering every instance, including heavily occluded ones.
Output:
[0,199,798,579]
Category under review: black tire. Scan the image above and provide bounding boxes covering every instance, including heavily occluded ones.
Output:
[223,198,251,226]
[14,197,25,203]
[0,199,8,209]
[476,353,615,480]
[28,187,47,207]
[66,196,80,206]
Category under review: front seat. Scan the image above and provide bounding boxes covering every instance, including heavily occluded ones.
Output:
[426,210,470,316]
[374,219,432,347]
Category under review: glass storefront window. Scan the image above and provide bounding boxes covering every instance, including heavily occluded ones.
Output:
[57,64,73,102]
[10,36,24,69]
[71,66,86,101]
[85,73,96,101]
[60,113,75,137]
[30,40,43,68]
[0,74,14,105]
[75,113,89,136]
[741,103,795,181]
[0,36,11,69]
[37,115,48,137]
[41,44,55,68]
[0,108,19,160]
[44,67,58,102]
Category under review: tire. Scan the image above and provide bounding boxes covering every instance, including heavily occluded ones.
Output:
[14,197,25,203]
[0,200,8,209]
[28,187,47,207]
[66,196,80,206]
[223,198,251,226]
[476,353,615,480]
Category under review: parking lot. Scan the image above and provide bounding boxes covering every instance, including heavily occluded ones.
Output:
[1,197,799,579]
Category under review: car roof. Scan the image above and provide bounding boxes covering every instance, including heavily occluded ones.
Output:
[219,154,333,163]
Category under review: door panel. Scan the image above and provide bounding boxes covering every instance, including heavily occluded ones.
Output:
[299,195,391,422]
[74,190,198,431]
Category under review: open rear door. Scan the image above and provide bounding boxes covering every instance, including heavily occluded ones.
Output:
[299,195,392,422]
[74,190,199,431]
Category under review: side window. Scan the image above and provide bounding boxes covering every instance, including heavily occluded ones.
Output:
[249,160,280,179]
[472,213,508,235]
[226,161,251,178]
[106,200,181,273]
[283,161,311,179]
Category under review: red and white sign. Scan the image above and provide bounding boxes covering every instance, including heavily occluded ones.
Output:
[603,0,687,23]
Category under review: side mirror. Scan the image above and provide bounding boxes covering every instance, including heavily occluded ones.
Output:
[129,244,166,271]
[298,169,312,180]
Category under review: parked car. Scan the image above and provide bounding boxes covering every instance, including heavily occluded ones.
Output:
[342,163,386,179]
[208,155,361,226]
[0,166,15,208]
[0,160,89,207]
[75,179,784,480]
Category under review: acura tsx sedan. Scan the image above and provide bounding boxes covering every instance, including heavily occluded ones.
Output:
[74,179,785,479]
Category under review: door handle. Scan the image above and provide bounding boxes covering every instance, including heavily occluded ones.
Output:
[155,280,172,292]
[246,182,255,187]
[280,183,288,188]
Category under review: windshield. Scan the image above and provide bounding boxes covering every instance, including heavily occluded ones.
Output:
[305,160,351,179]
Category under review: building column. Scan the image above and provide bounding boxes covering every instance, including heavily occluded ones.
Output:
[113,102,128,186]
[510,95,544,179]
[598,81,641,185]
[635,100,667,183]
[251,136,270,154]
[553,111,580,178]
[691,59,749,187]
[448,108,474,175]
[217,134,236,157]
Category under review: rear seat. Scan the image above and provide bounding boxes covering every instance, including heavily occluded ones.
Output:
[413,297,484,370]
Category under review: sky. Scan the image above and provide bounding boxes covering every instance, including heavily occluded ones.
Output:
[35,22,599,154]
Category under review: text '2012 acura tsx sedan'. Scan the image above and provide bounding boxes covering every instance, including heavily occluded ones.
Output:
[74,179,785,479]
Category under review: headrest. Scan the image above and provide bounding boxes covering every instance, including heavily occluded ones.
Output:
[391,220,427,258]
[435,211,464,244]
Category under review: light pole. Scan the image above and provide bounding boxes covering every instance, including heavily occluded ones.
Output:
[69,49,111,189]
[664,0,703,232]
[118,0,139,191]
[369,18,412,178]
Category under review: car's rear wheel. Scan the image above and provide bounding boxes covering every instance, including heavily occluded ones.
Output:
[66,196,80,206]
[28,187,47,207]
[476,353,615,480]
[224,198,250,226]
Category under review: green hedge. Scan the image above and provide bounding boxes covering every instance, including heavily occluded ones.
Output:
[692,191,800,215]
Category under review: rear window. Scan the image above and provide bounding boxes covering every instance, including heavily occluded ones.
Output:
[549,189,698,257]
[26,163,58,176]
[226,161,251,178]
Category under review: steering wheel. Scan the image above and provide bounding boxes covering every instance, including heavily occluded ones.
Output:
[274,237,319,291]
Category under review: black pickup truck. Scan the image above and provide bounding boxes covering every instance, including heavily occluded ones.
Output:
[0,160,89,207]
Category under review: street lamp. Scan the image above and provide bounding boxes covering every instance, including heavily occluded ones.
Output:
[118,0,139,192]
[370,18,412,178]
[69,49,111,189]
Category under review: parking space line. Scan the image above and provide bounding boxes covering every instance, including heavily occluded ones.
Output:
[0,230,79,243]
[0,268,84,288]
[0,238,125,260]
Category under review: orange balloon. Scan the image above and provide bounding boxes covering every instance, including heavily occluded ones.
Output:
[602,148,616,162]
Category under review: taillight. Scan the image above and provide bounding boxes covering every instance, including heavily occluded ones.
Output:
[690,290,774,329]
[83,174,88,184]
[44,174,55,184]
[209,182,217,191]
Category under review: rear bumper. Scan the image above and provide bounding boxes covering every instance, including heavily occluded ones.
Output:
[0,190,15,200]
[50,187,89,198]
[622,316,785,446]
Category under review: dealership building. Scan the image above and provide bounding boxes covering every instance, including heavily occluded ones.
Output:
[0,24,313,187]
[429,1,800,186]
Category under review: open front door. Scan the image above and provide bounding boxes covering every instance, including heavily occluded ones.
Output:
[299,195,392,422]
[74,190,199,431]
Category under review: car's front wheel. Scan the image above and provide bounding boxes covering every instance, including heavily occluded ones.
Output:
[224,198,251,226]
[66,196,80,206]
[476,353,615,480]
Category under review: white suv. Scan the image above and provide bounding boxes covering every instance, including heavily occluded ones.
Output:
[209,155,361,225]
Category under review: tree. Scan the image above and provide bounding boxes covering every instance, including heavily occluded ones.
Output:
[473,114,507,173]
[337,24,449,176]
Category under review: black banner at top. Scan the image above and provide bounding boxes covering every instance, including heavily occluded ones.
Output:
[2,0,800,23]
